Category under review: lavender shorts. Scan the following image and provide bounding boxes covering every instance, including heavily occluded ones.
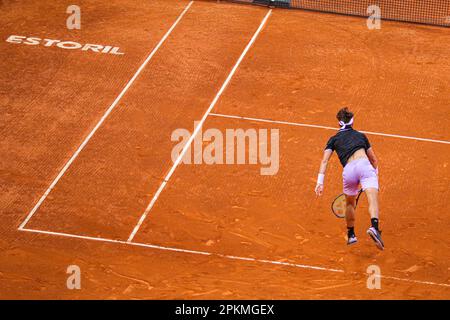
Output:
[343,158,379,196]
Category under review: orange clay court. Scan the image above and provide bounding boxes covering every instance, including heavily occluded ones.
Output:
[0,0,449,299]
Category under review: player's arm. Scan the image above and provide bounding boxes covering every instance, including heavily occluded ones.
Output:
[366,147,378,173]
[315,149,333,196]
[364,134,378,174]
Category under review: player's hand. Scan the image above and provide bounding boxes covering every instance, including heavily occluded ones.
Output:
[315,183,324,196]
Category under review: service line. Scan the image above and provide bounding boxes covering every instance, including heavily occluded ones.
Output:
[209,113,450,145]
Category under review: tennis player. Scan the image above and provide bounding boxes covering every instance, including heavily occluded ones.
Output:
[314,107,384,250]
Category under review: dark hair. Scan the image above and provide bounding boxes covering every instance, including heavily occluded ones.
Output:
[336,107,354,123]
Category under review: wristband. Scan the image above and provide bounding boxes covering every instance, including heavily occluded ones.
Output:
[317,173,325,185]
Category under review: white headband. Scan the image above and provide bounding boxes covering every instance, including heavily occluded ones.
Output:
[339,117,354,129]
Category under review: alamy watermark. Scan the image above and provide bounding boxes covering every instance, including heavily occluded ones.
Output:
[66,265,81,290]
[66,5,81,30]
[367,5,382,30]
[171,122,280,175]
[366,264,381,289]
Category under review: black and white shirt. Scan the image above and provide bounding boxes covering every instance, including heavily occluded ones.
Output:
[325,127,371,167]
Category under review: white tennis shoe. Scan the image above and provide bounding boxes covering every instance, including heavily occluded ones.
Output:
[347,234,357,246]
[367,227,384,250]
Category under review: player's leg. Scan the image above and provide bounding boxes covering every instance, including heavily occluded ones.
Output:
[345,194,357,245]
[365,187,379,221]
[360,159,384,250]
[343,162,359,245]
[365,187,384,250]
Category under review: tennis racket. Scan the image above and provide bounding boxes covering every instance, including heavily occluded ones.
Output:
[331,189,363,218]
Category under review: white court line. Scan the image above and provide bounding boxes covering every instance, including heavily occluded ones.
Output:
[378,275,450,288]
[127,9,273,242]
[19,227,450,288]
[18,1,194,231]
[210,113,450,145]
[20,227,342,273]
